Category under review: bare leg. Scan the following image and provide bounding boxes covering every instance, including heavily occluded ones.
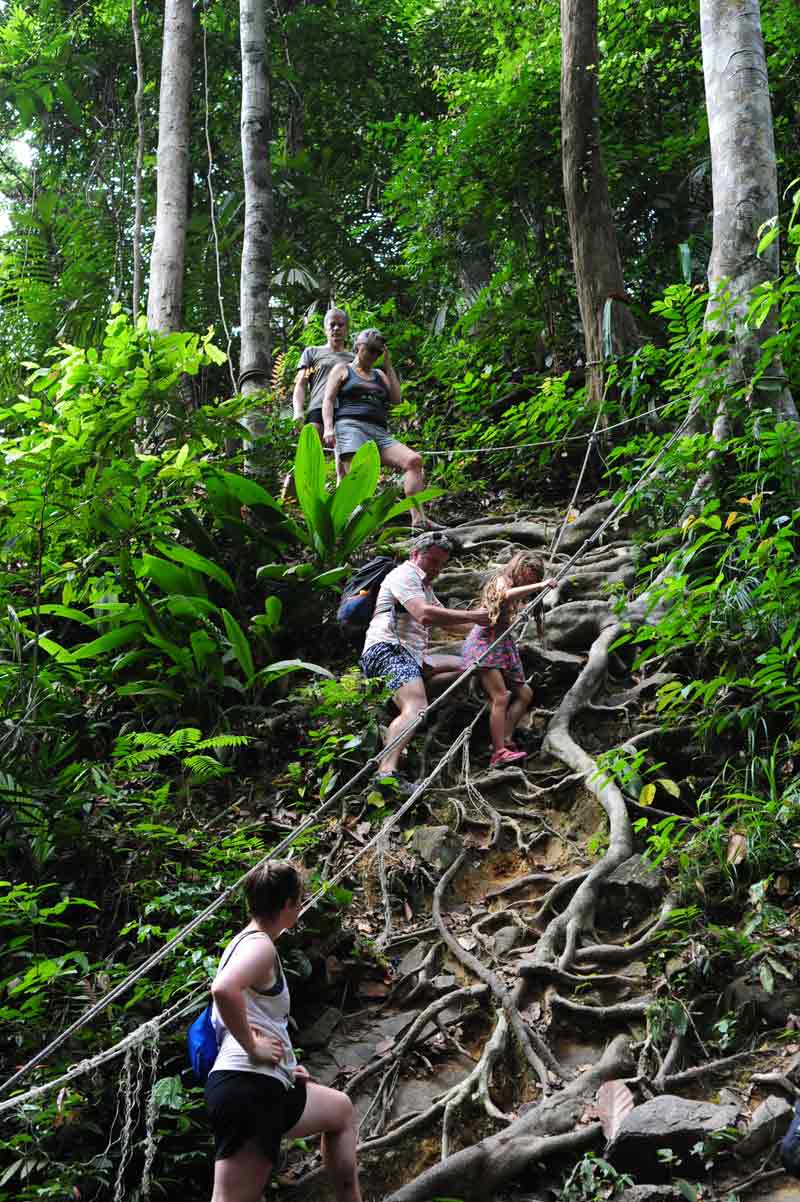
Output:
[286,1082,362,1202]
[479,668,511,755]
[379,441,425,525]
[505,683,534,744]
[380,676,428,774]
[424,653,464,695]
[210,1140,271,1202]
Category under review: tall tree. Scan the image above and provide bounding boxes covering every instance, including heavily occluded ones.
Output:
[146,0,193,333]
[239,0,273,460]
[560,0,638,402]
[697,0,797,427]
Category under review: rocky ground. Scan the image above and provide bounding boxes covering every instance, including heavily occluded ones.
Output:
[277,507,799,1202]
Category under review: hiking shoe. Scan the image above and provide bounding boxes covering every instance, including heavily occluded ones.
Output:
[490,747,527,769]
[372,772,417,798]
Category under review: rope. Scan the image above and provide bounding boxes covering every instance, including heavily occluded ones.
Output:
[0,411,693,1105]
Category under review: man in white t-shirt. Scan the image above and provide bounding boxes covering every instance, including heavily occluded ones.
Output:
[360,532,490,794]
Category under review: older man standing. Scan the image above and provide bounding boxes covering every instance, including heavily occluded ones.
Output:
[292,307,353,437]
[360,532,490,794]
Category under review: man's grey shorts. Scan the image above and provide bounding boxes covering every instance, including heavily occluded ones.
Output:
[335,419,398,456]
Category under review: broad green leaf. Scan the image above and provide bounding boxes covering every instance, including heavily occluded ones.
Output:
[759,960,774,994]
[294,424,331,551]
[258,659,334,681]
[138,554,207,599]
[656,778,681,798]
[205,470,284,514]
[330,440,381,536]
[16,604,94,626]
[72,624,143,661]
[256,563,289,581]
[678,242,692,284]
[155,541,234,592]
[221,609,255,682]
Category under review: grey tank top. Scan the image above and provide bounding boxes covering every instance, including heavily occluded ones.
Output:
[210,930,298,1088]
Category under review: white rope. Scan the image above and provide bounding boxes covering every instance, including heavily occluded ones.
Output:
[0,412,692,1108]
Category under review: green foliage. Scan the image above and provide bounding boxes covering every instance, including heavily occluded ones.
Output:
[561,1154,633,1202]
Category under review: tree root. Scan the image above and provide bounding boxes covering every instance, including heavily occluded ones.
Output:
[345,985,489,1097]
[442,1011,512,1160]
[383,1035,633,1202]
[434,851,562,1087]
[573,892,680,965]
[550,993,653,1020]
[533,622,634,971]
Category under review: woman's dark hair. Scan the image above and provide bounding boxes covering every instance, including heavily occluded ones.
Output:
[243,860,303,918]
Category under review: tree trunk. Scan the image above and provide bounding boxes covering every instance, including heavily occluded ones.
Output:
[130,0,145,318]
[698,0,797,424]
[239,0,274,469]
[146,0,192,332]
[560,0,638,403]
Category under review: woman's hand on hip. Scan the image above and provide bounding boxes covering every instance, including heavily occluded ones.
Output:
[293,1064,311,1082]
[248,1026,287,1066]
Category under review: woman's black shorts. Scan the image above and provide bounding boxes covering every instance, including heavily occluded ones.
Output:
[205,1070,308,1164]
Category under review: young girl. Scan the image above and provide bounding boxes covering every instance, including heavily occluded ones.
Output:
[461,552,557,769]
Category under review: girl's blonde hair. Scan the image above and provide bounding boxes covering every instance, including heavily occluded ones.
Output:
[481,551,544,626]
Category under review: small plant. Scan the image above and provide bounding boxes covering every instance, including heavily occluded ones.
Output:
[561,1153,633,1202]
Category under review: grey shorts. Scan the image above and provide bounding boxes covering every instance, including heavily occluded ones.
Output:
[336,419,397,457]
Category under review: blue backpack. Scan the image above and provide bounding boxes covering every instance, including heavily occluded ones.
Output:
[336,556,398,641]
[781,1099,800,1178]
[187,932,263,1083]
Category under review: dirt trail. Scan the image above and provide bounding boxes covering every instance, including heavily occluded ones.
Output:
[284,507,797,1202]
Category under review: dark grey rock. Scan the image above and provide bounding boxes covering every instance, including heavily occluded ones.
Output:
[618,1188,685,1202]
[295,1005,342,1048]
[398,943,430,977]
[738,1094,793,1155]
[411,825,463,870]
[608,1094,740,1178]
[606,854,665,896]
[490,925,522,957]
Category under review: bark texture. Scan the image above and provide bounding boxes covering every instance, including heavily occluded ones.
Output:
[698,0,797,424]
[239,0,274,456]
[130,0,145,317]
[560,0,638,401]
[146,0,192,332]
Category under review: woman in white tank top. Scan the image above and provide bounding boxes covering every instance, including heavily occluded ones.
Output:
[206,860,363,1202]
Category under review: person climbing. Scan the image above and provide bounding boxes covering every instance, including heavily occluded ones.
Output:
[461,551,557,769]
[206,860,363,1202]
[283,307,354,495]
[360,531,490,795]
[322,327,435,530]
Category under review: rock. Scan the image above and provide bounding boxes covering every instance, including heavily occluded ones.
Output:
[411,825,463,870]
[606,854,666,897]
[490,925,522,957]
[517,642,586,683]
[738,1094,793,1155]
[295,1005,342,1049]
[718,1087,744,1109]
[597,855,666,924]
[724,977,800,1032]
[371,1011,420,1043]
[398,943,430,977]
[618,1188,685,1202]
[608,1094,740,1178]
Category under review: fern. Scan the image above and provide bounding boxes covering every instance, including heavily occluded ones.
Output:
[182,754,230,781]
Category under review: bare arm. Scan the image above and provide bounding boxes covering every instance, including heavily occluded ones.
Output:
[403,595,490,628]
[211,936,289,1066]
[503,577,558,601]
[291,368,309,424]
[322,364,348,447]
[377,345,401,404]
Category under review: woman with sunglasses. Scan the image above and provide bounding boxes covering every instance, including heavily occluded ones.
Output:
[322,327,434,529]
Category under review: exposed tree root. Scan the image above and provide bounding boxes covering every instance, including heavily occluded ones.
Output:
[383,1035,633,1202]
[433,851,562,1087]
[573,892,680,965]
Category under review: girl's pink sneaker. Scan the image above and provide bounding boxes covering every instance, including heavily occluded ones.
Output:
[490,747,527,768]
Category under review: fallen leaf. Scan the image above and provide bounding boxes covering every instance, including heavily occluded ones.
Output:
[597,1079,635,1140]
[726,831,747,865]
[775,874,792,895]
[404,901,413,921]
[375,1039,394,1054]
